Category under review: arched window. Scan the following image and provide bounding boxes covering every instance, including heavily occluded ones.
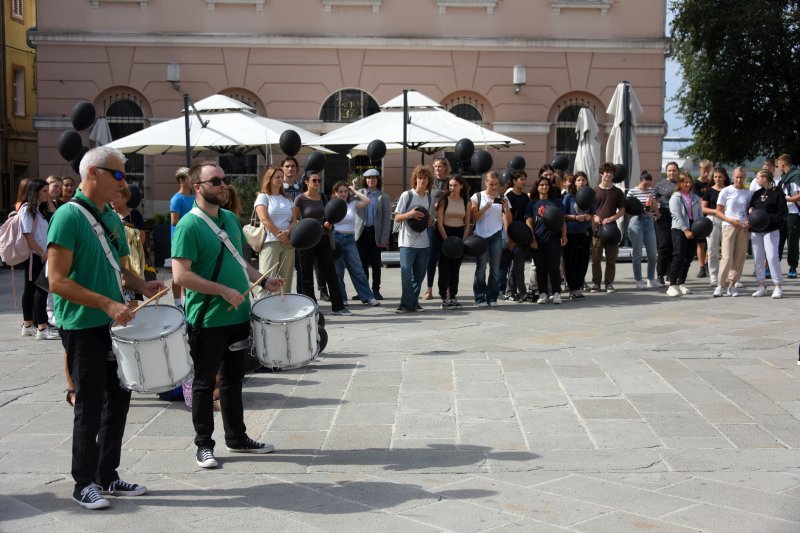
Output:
[104,93,146,192]
[554,104,595,172]
[320,89,379,123]
[448,101,483,125]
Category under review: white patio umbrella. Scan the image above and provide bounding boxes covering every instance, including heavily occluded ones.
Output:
[107,94,322,159]
[310,90,522,154]
[89,116,113,146]
[605,82,643,189]
[573,107,601,187]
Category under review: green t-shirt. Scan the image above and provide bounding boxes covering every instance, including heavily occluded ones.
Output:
[171,205,250,328]
[47,191,130,330]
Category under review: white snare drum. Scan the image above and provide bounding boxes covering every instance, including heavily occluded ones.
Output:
[250,294,319,370]
[110,304,193,393]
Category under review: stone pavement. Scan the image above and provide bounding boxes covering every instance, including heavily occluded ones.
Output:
[2,259,800,532]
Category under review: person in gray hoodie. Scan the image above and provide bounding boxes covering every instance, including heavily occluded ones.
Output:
[666,172,703,296]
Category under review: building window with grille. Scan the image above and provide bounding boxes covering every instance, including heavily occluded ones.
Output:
[12,67,25,116]
[448,101,483,124]
[105,96,146,192]
[11,0,23,20]
[320,89,379,123]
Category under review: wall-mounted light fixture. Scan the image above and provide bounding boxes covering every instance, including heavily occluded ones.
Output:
[167,63,181,91]
[513,65,526,95]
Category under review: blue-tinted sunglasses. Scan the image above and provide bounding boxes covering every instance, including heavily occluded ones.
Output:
[97,166,126,181]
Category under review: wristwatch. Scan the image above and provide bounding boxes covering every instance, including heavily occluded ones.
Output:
[260,278,270,290]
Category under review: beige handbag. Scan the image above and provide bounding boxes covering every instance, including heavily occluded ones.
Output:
[243,210,266,252]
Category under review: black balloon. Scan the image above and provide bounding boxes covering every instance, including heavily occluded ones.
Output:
[613,163,627,183]
[463,234,488,257]
[625,195,644,216]
[551,155,570,172]
[748,209,770,232]
[499,168,515,187]
[279,129,301,157]
[324,198,348,224]
[542,205,565,233]
[69,145,90,175]
[318,327,328,353]
[598,223,622,245]
[507,156,526,170]
[575,187,596,211]
[290,219,323,250]
[441,236,464,259]
[71,101,96,131]
[305,152,326,172]
[127,184,142,209]
[508,220,532,245]
[455,138,475,161]
[406,206,429,233]
[58,129,83,161]
[471,150,493,174]
[367,139,387,161]
[691,217,713,240]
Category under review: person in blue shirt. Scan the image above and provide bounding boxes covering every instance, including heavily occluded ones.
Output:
[525,176,567,304]
[169,167,194,306]
[562,172,594,299]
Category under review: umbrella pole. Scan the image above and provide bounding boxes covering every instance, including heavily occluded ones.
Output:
[402,89,408,191]
[183,94,192,168]
[622,81,630,190]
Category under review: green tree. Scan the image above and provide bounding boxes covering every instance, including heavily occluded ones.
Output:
[671,0,800,163]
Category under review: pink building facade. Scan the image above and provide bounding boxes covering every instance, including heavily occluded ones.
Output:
[31,0,668,216]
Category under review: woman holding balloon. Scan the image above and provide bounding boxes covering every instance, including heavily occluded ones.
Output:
[526,176,567,304]
[748,169,787,298]
[436,174,471,310]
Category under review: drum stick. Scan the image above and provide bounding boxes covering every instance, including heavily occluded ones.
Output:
[227,263,279,310]
[132,285,171,314]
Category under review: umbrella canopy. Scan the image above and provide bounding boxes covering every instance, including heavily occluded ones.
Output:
[605,82,643,188]
[311,90,522,155]
[89,116,113,146]
[573,107,601,187]
[107,94,322,158]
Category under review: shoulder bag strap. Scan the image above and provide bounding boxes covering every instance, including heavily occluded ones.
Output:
[189,207,249,278]
[71,198,120,252]
[68,202,123,297]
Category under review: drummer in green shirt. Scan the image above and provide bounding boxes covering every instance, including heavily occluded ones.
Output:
[171,160,284,469]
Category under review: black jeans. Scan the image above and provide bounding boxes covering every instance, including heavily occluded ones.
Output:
[785,213,799,269]
[437,225,465,299]
[188,321,250,449]
[533,237,562,295]
[299,232,344,311]
[356,226,382,292]
[60,326,131,491]
[506,245,528,298]
[425,226,440,289]
[655,208,673,277]
[22,254,48,325]
[564,231,591,291]
[669,229,695,285]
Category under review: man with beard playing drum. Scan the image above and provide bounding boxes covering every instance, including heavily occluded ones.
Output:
[172,160,285,469]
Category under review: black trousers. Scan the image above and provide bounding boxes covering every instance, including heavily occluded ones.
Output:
[299,232,344,311]
[437,225,465,299]
[533,237,562,295]
[426,227,440,289]
[61,326,131,491]
[22,254,48,325]
[506,245,528,298]
[669,229,695,285]
[564,232,591,291]
[188,321,250,449]
[356,226,382,292]
[655,208,673,277]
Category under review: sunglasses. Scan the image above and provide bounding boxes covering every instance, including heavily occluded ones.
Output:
[198,176,231,186]
[308,178,321,183]
[97,166,126,181]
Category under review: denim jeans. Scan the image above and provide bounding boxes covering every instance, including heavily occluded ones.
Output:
[628,215,657,281]
[473,231,503,304]
[399,246,429,309]
[334,231,375,302]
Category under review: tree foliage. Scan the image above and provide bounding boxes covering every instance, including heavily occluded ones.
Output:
[671,0,800,163]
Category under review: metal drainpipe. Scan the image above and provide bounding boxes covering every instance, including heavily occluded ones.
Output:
[0,0,11,210]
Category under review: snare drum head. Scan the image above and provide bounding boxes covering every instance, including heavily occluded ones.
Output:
[111,304,184,340]
[251,294,317,322]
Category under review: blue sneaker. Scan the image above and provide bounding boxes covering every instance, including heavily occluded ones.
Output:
[789,268,797,279]
[765,268,771,279]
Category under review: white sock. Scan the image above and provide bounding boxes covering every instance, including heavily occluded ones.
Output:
[174,298,183,306]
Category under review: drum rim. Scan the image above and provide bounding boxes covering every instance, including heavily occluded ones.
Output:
[110,304,185,342]
[250,293,319,324]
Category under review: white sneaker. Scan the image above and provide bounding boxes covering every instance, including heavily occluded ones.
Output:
[36,326,60,340]
[552,292,562,304]
[772,287,783,299]
[537,294,548,304]
[636,279,648,289]
[752,286,766,297]
[666,285,681,297]
[366,298,380,306]
[729,286,739,297]
[21,324,36,337]
[734,281,744,289]
[605,283,615,293]
[649,278,664,288]
[712,285,724,297]
[679,285,692,295]
[709,276,718,286]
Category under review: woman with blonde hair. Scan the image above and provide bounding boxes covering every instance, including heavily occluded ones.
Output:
[666,172,703,296]
[714,166,753,297]
[39,175,63,222]
[254,166,297,295]
[423,157,452,300]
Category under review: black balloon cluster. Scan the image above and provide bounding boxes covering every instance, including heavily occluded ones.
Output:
[57,101,97,174]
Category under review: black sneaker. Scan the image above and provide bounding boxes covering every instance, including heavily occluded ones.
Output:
[196,447,218,468]
[73,483,110,510]
[373,290,384,300]
[103,479,147,496]
[227,437,274,454]
[395,306,413,314]
[319,290,330,302]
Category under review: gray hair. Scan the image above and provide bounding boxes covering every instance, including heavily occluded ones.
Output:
[79,146,126,180]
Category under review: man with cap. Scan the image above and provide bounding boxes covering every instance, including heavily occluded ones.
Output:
[355,168,391,300]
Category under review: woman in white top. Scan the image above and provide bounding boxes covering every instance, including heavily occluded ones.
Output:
[254,166,297,297]
[714,166,753,297]
[470,170,511,307]
[19,178,59,340]
[332,180,378,306]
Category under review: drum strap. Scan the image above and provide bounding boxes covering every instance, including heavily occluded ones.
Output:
[192,242,225,330]
[189,207,249,279]
[68,201,123,298]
